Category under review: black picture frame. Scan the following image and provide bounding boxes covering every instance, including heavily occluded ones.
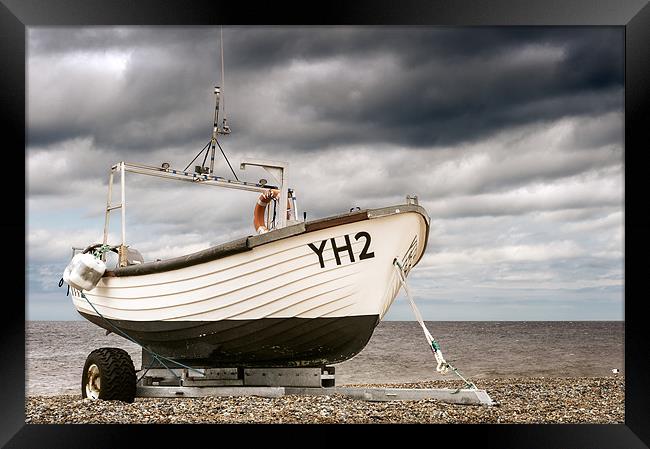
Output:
[5,0,649,447]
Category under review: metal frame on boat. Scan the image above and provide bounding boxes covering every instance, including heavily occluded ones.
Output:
[102,158,295,268]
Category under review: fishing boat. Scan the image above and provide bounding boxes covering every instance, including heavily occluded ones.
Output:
[64,35,430,372]
[70,198,429,368]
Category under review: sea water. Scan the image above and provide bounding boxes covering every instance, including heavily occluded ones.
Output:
[26,320,624,396]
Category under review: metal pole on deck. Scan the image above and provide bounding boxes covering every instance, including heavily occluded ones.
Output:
[209,87,220,174]
[120,162,126,246]
[279,166,289,229]
[103,171,114,245]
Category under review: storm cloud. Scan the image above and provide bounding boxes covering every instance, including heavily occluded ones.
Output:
[26,26,623,320]
[28,27,622,151]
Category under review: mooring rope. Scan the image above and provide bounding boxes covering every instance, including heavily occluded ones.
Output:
[59,260,205,384]
[393,259,477,390]
[77,291,204,380]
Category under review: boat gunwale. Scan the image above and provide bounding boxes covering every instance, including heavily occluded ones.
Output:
[105,204,430,278]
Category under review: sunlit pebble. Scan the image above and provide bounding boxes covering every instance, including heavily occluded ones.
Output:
[25,377,624,424]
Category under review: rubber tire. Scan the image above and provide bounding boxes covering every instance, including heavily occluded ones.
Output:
[81,347,136,403]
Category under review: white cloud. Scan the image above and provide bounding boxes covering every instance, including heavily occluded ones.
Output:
[422,167,621,218]
[420,240,584,266]
[28,228,106,263]
[560,210,622,233]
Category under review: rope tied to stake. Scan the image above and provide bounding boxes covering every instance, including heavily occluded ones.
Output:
[393,259,477,390]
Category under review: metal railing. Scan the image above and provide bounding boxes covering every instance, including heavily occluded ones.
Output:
[101,160,294,265]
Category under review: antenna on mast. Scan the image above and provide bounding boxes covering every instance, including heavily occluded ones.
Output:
[208,26,234,177]
[220,27,229,133]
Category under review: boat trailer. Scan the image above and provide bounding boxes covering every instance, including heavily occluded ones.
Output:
[135,355,495,406]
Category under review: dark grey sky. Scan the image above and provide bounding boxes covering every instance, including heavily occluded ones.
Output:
[27,26,624,320]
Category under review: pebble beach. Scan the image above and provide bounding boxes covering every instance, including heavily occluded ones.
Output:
[25,376,624,424]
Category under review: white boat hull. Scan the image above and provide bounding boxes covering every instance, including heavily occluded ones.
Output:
[70,205,429,367]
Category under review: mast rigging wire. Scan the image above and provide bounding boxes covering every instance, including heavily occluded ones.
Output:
[183,141,212,172]
[216,138,239,180]
[201,143,210,167]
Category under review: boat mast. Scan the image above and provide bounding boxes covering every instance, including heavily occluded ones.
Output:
[208,86,221,174]
[208,27,231,175]
[220,26,227,130]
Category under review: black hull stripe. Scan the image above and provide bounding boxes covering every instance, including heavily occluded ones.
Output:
[224,309,360,352]
[79,313,380,367]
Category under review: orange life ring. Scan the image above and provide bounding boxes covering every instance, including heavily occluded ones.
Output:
[254,189,289,234]
[254,189,293,233]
